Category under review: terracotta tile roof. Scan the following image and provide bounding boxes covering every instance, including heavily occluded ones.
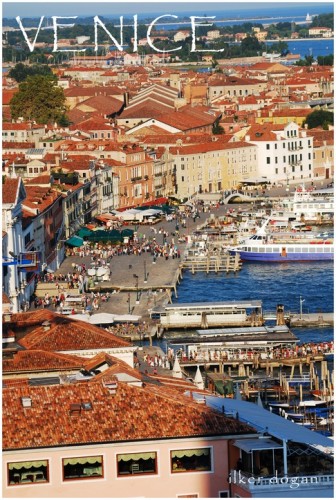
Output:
[23,186,62,213]
[2,177,20,204]
[209,76,264,86]
[64,86,124,98]
[306,129,333,146]
[2,141,35,149]
[69,116,116,132]
[76,95,124,114]
[2,89,17,105]
[25,175,51,185]
[2,379,253,450]
[169,140,254,155]
[2,122,45,130]
[3,350,85,373]
[14,311,131,351]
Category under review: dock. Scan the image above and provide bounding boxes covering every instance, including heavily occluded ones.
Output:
[182,253,241,274]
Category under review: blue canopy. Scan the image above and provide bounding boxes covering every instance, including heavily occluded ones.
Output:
[189,393,334,450]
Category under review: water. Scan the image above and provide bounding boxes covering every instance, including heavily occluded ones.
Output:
[283,39,333,57]
[173,262,334,344]
[137,262,334,349]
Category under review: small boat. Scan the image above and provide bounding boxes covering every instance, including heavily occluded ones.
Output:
[229,219,334,262]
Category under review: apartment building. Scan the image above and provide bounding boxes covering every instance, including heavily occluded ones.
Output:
[244,122,314,183]
[169,140,259,199]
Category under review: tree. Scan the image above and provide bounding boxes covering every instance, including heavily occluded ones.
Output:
[241,36,262,55]
[8,62,56,83]
[317,54,334,66]
[10,75,68,125]
[212,122,224,135]
[303,110,334,130]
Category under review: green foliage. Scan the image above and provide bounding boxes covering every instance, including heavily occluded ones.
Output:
[10,75,68,125]
[8,62,56,82]
[311,13,334,30]
[295,55,315,66]
[212,122,224,135]
[317,54,334,66]
[241,36,262,55]
[303,110,334,129]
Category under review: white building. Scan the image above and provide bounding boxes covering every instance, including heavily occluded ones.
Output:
[2,177,27,312]
[244,122,314,184]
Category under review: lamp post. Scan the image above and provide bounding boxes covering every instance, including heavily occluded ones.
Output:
[299,296,305,319]
[133,274,139,303]
[127,292,131,314]
[286,174,289,193]
[144,261,148,283]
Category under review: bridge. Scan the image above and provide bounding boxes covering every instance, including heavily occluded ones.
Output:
[222,190,268,204]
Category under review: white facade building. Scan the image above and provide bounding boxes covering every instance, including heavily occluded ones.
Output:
[244,122,314,184]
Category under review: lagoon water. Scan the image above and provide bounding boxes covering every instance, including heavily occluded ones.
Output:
[140,261,334,349]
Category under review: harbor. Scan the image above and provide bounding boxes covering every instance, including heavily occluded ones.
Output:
[30,185,334,437]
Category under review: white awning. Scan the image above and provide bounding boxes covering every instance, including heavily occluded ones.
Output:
[89,313,115,324]
[233,438,283,453]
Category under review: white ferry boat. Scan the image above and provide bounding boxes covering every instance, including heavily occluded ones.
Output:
[152,300,264,330]
[281,185,334,223]
[230,219,334,262]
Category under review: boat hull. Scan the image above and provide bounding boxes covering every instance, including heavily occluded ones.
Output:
[237,251,333,262]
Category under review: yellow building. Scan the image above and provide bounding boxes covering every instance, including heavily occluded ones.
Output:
[169,139,259,199]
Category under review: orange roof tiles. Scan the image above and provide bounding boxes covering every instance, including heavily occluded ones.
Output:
[3,350,85,373]
[2,379,253,450]
[14,311,131,351]
[2,177,20,204]
[169,140,254,155]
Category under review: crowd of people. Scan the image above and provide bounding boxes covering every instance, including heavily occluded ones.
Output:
[176,341,334,364]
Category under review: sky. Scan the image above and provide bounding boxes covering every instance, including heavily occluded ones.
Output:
[2,0,334,18]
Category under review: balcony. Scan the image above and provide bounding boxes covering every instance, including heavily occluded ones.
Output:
[131,176,142,182]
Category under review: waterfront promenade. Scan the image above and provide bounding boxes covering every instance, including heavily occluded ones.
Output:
[35,182,332,330]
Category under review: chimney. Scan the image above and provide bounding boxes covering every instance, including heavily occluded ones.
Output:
[21,396,32,408]
[42,321,51,331]
[245,135,250,142]
[123,92,129,107]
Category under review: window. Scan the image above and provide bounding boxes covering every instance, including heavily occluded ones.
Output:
[117,452,157,476]
[171,448,212,473]
[266,157,270,164]
[266,144,270,150]
[8,460,49,485]
[63,456,103,480]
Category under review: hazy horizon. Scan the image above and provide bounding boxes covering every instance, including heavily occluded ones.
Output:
[3,1,333,19]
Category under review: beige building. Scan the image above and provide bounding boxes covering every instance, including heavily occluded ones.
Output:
[169,139,259,199]
[208,77,267,102]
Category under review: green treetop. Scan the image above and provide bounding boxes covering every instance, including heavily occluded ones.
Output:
[10,75,68,125]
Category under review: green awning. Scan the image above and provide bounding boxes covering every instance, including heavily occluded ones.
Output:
[65,235,84,247]
[214,380,224,395]
[77,227,93,238]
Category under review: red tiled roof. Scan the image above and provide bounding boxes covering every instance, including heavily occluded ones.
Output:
[169,140,254,155]
[3,350,85,373]
[76,95,124,115]
[2,379,253,450]
[2,177,20,204]
[2,89,17,105]
[2,122,45,130]
[2,141,35,149]
[15,311,131,351]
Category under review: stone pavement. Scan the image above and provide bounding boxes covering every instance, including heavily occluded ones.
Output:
[48,184,304,323]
